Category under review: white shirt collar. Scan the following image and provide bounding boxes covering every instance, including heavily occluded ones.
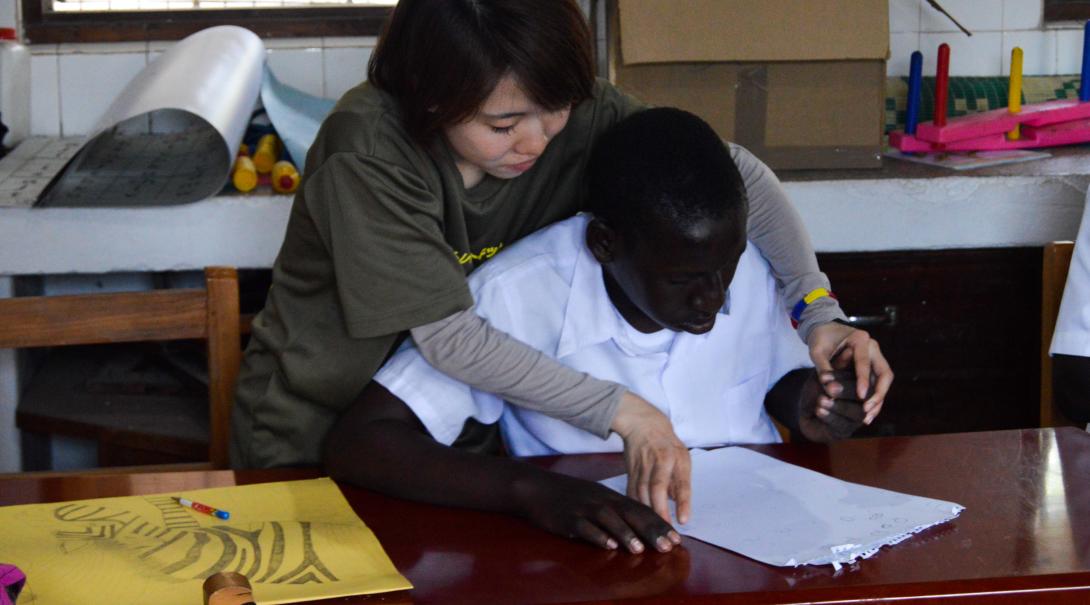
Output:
[555,231,735,359]
[556,238,620,358]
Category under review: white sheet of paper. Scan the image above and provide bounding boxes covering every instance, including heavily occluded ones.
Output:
[600,447,963,568]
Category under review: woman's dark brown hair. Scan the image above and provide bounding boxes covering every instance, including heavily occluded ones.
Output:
[368,0,595,143]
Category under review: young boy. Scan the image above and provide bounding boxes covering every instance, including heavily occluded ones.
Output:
[323,108,868,556]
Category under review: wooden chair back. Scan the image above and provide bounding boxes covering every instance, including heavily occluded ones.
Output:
[1041,242,1076,427]
[0,267,241,468]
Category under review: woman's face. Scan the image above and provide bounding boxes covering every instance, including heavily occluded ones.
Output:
[444,74,571,188]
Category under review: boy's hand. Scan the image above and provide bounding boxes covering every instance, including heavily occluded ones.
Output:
[512,469,681,554]
[611,392,692,525]
[807,321,893,426]
[798,369,868,442]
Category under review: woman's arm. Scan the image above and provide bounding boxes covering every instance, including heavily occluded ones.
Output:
[730,143,843,341]
[411,308,621,434]
[411,309,692,524]
[323,380,680,554]
[731,144,893,420]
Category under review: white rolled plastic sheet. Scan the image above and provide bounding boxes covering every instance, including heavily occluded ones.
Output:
[38,26,266,207]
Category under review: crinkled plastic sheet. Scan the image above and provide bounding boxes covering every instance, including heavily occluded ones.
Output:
[36,26,335,208]
[601,447,964,569]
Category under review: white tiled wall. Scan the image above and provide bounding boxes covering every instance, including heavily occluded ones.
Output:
[26,35,376,137]
[57,45,147,135]
[12,0,1090,136]
[0,0,14,31]
[890,0,1085,77]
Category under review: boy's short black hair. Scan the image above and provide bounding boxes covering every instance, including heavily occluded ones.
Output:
[368,0,594,144]
[586,107,747,236]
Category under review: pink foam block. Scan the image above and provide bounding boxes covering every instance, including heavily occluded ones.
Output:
[915,99,1090,144]
[891,117,1090,152]
[888,131,939,152]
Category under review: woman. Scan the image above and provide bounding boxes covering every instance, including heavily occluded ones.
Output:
[230,0,892,526]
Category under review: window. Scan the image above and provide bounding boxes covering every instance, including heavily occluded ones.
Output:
[22,0,395,44]
[50,0,394,12]
[1044,0,1090,22]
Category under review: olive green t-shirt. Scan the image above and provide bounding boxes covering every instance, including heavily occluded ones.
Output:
[231,78,642,468]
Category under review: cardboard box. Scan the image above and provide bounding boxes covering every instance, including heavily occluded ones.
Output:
[608,0,889,170]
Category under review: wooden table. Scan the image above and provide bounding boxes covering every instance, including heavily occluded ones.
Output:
[2,427,1090,604]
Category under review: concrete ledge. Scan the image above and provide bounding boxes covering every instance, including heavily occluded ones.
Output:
[2,174,1086,275]
[788,174,1089,252]
[4,143,1090,275]
[0,195,292,274]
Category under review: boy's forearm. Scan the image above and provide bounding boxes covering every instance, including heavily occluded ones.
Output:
[323,383,545,514]
[762,368,812,438]
[324,383,684,554]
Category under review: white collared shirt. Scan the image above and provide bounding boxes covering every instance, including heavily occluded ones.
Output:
[1051,191,1090,357]
[374,214,812,456]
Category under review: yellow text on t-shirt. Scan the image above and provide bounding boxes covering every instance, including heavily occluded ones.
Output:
[454,244,504,265]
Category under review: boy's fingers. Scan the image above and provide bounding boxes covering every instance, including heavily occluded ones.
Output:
[828,398,866,423]
[814,396,867,437]
[574,517,624,551]
[618,503,678,552]
[814,367,845,401]
[593,508,647,553]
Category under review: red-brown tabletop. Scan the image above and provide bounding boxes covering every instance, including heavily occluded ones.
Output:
[2,427,1089,604]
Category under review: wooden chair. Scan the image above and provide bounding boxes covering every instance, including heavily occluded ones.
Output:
[0,267,240,468]
[1041,242,1076,427]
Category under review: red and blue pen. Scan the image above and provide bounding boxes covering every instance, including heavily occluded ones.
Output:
[174,496,230,520]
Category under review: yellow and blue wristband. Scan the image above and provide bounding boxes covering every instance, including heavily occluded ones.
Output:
[790,288,834,328]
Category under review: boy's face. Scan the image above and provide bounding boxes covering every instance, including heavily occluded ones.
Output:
[591,212,746,335]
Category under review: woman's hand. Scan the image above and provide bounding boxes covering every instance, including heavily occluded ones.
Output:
[512,467,681,554]
[610,392,692,525]
[806,322,893,425]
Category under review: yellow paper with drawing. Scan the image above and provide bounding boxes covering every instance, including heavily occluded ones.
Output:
[0,478,412,604]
